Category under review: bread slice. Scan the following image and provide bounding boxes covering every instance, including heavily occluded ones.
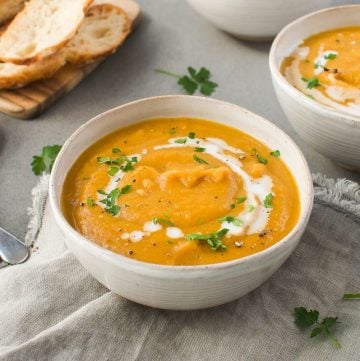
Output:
[0,56,66,89]
[0,0,25,25]
[66,4,131,65]
[0,0,93,65]
[0,1,132,89]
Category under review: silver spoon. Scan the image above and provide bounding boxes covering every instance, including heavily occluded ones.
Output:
[0,226,30,265]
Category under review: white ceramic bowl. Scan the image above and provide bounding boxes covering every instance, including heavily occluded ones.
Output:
[49,95,313,310]
[270,5,360,171]
[186,0,335,41]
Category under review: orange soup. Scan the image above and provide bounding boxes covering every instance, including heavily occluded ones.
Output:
[62,118,300,265]
[281,26,360,117]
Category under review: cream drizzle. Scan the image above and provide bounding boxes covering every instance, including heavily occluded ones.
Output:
[102,137,274,242]
[285,46,360,117]
[154,136,273,237]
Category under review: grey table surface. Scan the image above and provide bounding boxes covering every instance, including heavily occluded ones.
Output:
[0,0,359,241]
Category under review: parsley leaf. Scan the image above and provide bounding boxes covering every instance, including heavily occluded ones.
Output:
[193,154,208,164]
[270,150,281,158]
[294,307,319,327]
[294,307,341,349]
[195,147,206,152]
[152,217,175,227]
[108,166,120,176]
[264,193,273,208]
[236,195,247,204]
[248,205,255,212]
[86,198,95,207]
[155,66,218,96]
[112,147,121,153]
[188,131,196,139]
[217,216,243,227]
[98,185,132,216]
[251,148,268,164]
[301,77,321,89]
[175,138,187,144]
[325,53,337,60]
[186,229,228,251]
[31,145,62,175]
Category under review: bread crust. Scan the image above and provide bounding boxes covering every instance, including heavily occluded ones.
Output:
[0,0,94,65]
[66,4,131,66]
[0,0,25,25]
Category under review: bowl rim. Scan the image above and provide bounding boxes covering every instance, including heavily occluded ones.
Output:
[49,95,314,273]
[269,4,360,125]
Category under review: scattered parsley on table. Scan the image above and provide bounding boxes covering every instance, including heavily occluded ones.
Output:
[155,66,218,96]
[31,145,62,175]
[294,307,341,349]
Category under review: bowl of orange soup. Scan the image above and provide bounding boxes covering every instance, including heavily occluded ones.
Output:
[49,95,313,310]
[270,5,360,170]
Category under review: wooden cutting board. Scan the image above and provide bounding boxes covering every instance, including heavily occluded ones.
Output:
[0,0,140,120]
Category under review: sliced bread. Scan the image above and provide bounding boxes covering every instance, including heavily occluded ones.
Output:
[0,0,93,65]
[0,1,132,89]
[66,4,131,65]
[0,56,66,89]
[0,0,25,25]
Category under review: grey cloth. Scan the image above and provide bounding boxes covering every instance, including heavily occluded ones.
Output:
[0,181,359,361]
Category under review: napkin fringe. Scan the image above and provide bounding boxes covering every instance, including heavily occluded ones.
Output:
[312,172,360,218]
[24,175,50,246]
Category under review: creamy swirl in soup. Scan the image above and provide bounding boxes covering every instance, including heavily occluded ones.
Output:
[62,118,300,266]
[281,26,360,117]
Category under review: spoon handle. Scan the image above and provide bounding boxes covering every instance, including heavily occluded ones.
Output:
[0,227,30,265]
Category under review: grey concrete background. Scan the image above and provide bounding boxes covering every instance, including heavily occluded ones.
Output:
[0,0,359,240]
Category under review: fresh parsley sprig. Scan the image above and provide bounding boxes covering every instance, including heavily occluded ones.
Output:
[98,185,132,216]
[152,217,175,227]
[186,229,228,251]
[31,145,62,175]
[294,307,341,349]
[155,66,218,96]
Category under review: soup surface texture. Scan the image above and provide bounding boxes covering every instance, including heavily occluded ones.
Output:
[62,118,300,266]
[281,26,360,117]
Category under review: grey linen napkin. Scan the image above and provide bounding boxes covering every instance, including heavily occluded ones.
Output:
[0,174,359,361]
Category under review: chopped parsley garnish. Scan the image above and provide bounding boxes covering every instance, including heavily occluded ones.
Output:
[152,217,175,227]
[270,150,281,158]
[175,138,187,144]
[86,197,95,207]
[31,145,62,175]
[108,166,120,176]
[264,193,273,208]
[236,195,247,204]
[193,154,208,164]
[188,131,196,139]
[155,66,218,96]
[97,155,138,172]
[186,229,228,251]
[325,53,337,60]
[217,216,243,227]
[194,147,206,152]
[98,185,132,216]
[301,77,321,89]
[112,147,121,153]
[121,157,138,172]
[168,128,176,134]
[248,205,255,212]
[294,307,341,349]
[251,148,268,164]
[343,293,360,300]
